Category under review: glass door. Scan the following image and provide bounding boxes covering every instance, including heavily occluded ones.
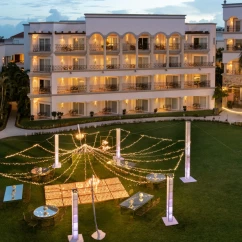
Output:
[73,102,84,115]
[73,38,85,50]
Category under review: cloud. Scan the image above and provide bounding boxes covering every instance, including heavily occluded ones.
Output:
[109,10,129,14]
[46,9,69,21]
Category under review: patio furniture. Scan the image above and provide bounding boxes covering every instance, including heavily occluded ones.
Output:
[193,103,200,109]
[119,191,154,214]
[3,184,23,202]
[33,205,59,220]
[163,105,171,111]
[146,173,166,184]
[31,167,50,177]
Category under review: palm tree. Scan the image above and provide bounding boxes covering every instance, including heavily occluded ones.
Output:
[0,73,9,120]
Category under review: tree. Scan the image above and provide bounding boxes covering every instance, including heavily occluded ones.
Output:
[239,52,242,70]
[213,86,229,99]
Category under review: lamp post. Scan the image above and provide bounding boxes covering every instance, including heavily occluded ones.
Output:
[76,124,86,147]
[180,121,196,183]
[68,189,84,242]
[162,173,178,226]
[52,134,61,168]
[89,175,106,240]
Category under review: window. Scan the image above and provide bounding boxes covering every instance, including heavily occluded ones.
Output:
[107,37,118,50]
[138,57,149,68]
[194,56,207,64]
[169,56,179,67]
[193,96,206,108]
[105,101,117,113]
[136,99,148,111]
[235,20,240,32]
[165,98,178,110]
[39,59,51,72]
[107,57,118,69]
[138,38,149,50]
[169,37,179,50]
[72,38,85,50]
[105,78,118,91]
[136,76,149,90]
[39,38,50,51]
[73,102,84,115]
[193,38,207,49]
[40,79,50,88]
[39,104,51,117]
[72,58,85,70]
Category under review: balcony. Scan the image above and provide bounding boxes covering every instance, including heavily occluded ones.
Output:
[89,65,105,70]
[184,62,213,67]
[32,44,51,52]
[184,80,210,88]
[32,86,51,94]
[123,43,136,52]
[57,85,86,94]
[89,44,103,52]
[226,45,242,51]
[138,63,151,69]
[154,44,166,51]
[32,65,52,72]
[90,84,119,92]
[138,44,150,51]
[227,26,241,32]
[106,64,120,70]
[153,63,166,68]
[122,82,151,91]
[169,63,181,67]
[55,44,85,52]
[52,65,87,71]
[184,43,208,50]
[169,44,180,50]
[123,64,136,69]
[226,69,242,75]
[154,82,181,90]
[106,43,119,52]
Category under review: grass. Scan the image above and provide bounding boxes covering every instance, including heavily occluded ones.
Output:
[0,120,242,242]
[17,110,214,129]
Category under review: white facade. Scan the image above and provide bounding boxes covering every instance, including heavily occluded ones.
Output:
[0,32,25,70]
[222,3,242,108]
[24,14,216,118]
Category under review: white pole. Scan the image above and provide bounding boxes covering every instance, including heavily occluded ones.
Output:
[53,134,61,168]
[162,173,178,226]
[113,128,124,166]
[180,121,196,183]
[68,189,83,242]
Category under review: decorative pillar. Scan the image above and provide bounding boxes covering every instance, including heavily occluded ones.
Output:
[180,36,185,67]
[166,37,169,68]
[180,74,184,89]
[86,77,90,93]
[150,36,154,67]
[119,76,123,91]
[68,189,84,242]
[86,36,89,70]
[135,37,139,69]
[162,173,178,226]
[104,37,106,69]
[150,75,154,90]
[53,134,61,168]
[180,121,197,183]
[113,128,124,165]
[120,37,123,69]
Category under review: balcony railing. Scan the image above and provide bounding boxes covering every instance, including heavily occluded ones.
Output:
[138,44,150,50]
[227,26,241,32]
[226,69,242,75]
[55,44,85,52]
[154,82,181,90]
[57,85,86,94]
[184,80,210,88]
[123,43,136,51]
[32,65,52,72]
[154,44,166,51]
[169,63,181,67]
[123,64,136,69]
[184,62,213,67]
[106,44,119,51]
[89,65,104,70]
[106,64,120,69]
[53,65,87,71]
[153,63,166,68]
[226,45,242,51]
[169,44,180,50]
[89,44,103,52]
[184,43,208,50]
[33,45,51,52]
[138,63,151,69]
[90,84,119,92]
[32,86,51,94]
[122,82,151,91]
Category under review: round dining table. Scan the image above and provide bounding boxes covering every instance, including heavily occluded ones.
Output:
[33,205,59,219]
[146,173,166,184]
[31,167,50,176]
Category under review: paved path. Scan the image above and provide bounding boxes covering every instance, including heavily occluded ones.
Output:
[1,104,242,140]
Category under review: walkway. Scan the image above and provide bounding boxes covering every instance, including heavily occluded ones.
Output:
[1,104,242,140]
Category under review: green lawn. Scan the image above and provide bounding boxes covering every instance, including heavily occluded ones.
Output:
[0,121,242,242]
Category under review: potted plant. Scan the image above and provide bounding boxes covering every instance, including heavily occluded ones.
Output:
[183,106,187,112]
[57,112,63,119]
[51,111,57,120]
[123,109,126,115]
[30,115,34,121]
[90,111,94,117]
[154,108,158,113]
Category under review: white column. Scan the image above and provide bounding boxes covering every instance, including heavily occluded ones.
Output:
[166,37,169,68]
[180,36,185,67]
[113,128,124,165]
[120,37,123,69]
[162,173,178,226]
[180,121,197,183]
[86,77,90,93]
[86,37,89,70]
[135,37,139,69]
[68,189,84,242]
[53,134,61,168]
[104,37,106,69]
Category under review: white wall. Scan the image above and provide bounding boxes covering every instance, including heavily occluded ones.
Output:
[223,4,242,20]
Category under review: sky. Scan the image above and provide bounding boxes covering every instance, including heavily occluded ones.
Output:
[0,0,242,38]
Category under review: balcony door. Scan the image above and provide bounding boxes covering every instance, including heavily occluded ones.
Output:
[166,76,178,87]
[72,58,85,70]
[73,102,84,115]
[193,38,207,48]
[105,101,117,113]
[39,59,51,72]
[165,98,178,110]
[169,37,179,49]
[194,56,207,64]
[138,57,149,68]
[107,37,118,50]
[39,103,50,117]
[136,99,148,111]
[136,76,149,89]
[235,20,240,32]
[106,77,117,90]
[138,38,149,50]
[73,38,85,50]
[193,96,206,108]
[169,56,179,67]
[39,38,50,51]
